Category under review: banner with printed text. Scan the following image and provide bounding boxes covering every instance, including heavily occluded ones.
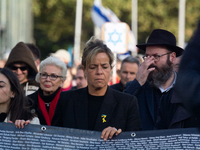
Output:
[0,123,200,149]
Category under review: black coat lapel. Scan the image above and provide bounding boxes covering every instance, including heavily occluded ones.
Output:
[145,85,155,122]
[170,92,191,127]
[74,87,88,130]
[28,91,47,125]
[94,87,117,131]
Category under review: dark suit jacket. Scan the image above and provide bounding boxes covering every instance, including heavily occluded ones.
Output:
[155,91,200,129]
[125,77,199,130]
[110,81,123,92]
[124,80,156,130]
[52,86,142,131]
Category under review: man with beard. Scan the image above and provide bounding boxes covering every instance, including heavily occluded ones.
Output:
[124,29,184,130]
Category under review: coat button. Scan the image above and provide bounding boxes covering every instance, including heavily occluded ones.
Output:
[31,109,36,114]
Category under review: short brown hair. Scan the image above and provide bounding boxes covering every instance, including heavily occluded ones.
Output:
[82,37,114,69]
[77,64,83,70]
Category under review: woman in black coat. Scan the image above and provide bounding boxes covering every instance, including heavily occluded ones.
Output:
[28,56,67,125]
[53,37,142,140]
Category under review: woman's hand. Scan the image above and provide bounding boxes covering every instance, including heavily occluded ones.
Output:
[14,120,31,129]
[101,126,122,141]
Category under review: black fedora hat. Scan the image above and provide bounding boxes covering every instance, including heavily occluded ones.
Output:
[136,29,184,57]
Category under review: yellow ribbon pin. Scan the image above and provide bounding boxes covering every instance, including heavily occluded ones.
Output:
[101,114,107,123]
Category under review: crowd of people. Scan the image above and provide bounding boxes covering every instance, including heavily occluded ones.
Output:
[0,21,200,141]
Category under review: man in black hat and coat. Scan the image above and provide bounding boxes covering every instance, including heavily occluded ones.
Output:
[124,29,198,130]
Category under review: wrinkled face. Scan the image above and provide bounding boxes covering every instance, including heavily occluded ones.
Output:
[76,69,87,89]
[120,62,138,87]
[10,63,28,84]
[39,65,64,95]
[0,73,14,107]
[84,53,111,91]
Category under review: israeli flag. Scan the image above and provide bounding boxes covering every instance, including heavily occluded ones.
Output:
[91,0,120,28]
[91,0,137,53]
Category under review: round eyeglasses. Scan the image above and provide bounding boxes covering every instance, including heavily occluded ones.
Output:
[143,52,172,62]
[40,73,63,81]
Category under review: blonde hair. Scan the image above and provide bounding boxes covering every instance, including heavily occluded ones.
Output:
[82,37,114,69]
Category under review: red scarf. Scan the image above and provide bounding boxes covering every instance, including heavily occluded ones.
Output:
[38,88,62,126]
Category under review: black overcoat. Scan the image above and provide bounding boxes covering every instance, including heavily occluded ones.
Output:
[175,20,200,128]
[28,90,64,125]
[124,77,200,130]
[52,86,142,131]
[124,80,156,130]
[110,81,124,92]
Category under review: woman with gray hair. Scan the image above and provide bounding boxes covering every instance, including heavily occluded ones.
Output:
[27,56,67,126]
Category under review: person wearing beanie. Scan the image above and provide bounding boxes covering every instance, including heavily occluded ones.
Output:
[5,42,39,96]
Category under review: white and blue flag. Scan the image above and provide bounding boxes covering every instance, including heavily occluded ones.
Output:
[91,0,120,28]
[91,0,137,54]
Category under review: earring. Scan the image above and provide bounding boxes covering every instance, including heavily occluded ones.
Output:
[11,96,15,99]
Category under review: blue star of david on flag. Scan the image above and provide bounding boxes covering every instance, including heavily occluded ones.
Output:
[108,29,122,45]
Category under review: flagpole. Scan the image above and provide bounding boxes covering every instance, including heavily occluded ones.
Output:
[113,53,117,84]
[178,0,185,49]
[74,0,83,62]
[132,0,138,44]
[94,26,101,39]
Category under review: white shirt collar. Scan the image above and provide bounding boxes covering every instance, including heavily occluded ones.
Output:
[159,71,177,93]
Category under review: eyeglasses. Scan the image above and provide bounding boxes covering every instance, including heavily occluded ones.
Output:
[10,66,28,71]
[40,73,63,81]
[143,52,172,62]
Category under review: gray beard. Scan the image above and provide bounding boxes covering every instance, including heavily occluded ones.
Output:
[147,59,173,88]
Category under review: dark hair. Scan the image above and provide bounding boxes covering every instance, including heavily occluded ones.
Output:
[82,37,114,69]
[121,56,140,70]
[0,68,35,122]
[26,43,41,60]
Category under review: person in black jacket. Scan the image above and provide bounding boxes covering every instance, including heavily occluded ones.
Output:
[110,56,140,92]
[174,20,200,128]
[28,56,67,125]
[53,37,141,141]
[124,29,185,130]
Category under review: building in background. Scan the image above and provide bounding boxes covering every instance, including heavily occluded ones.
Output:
[0,0,33,60]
